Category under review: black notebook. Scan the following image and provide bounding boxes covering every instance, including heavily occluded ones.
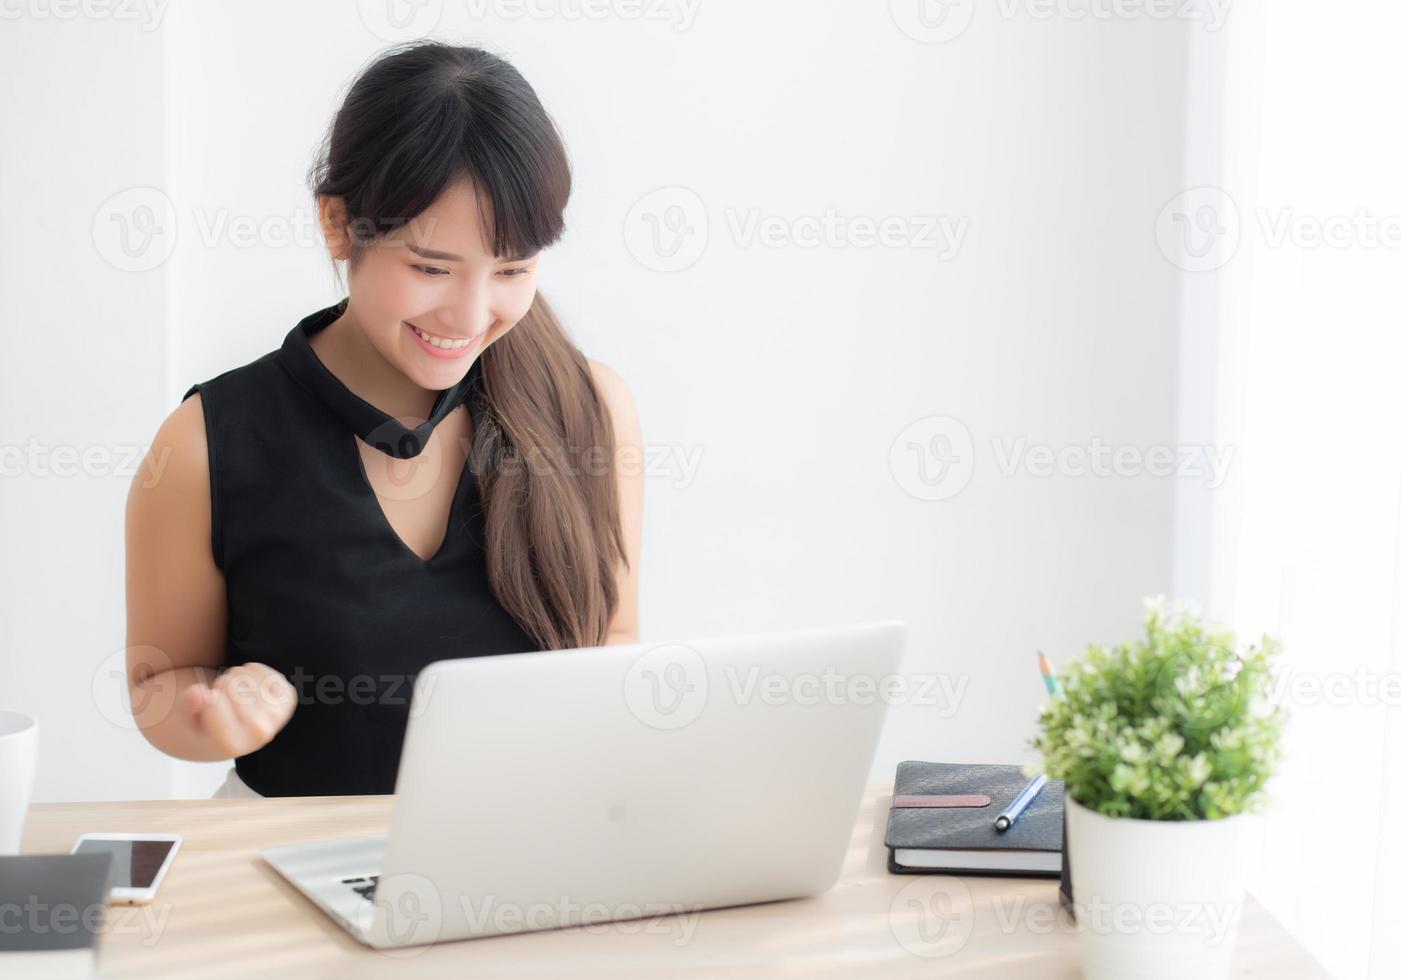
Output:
[884,761,1064,877]
[0,853,114,979]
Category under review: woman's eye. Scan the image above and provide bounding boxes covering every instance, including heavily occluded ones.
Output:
[412,264,529,278]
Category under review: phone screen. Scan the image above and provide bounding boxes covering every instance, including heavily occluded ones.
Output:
[73,839,175,889]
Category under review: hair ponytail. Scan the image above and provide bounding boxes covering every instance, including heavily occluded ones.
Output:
[471,292,625,650]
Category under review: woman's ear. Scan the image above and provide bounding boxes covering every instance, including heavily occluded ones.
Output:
[317,195,353,262]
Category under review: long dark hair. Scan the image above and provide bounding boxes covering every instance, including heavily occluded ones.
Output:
[308,41,624,652]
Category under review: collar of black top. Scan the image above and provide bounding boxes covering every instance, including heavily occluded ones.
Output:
[277,300,484,460]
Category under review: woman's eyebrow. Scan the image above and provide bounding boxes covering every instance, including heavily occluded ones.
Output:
[405,241,539,263]
[406,242,464,262]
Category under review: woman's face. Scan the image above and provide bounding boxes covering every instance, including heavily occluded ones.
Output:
[341,179,541,391]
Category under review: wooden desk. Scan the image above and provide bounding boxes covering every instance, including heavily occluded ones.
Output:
[21,786,1326,978]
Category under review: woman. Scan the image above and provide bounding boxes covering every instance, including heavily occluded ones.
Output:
[123,42,643,798]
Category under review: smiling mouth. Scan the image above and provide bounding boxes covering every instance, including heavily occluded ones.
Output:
[406,321,482,351]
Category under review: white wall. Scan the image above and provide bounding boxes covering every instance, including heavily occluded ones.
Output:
[4,2,1187,802]
[0,15,172,801]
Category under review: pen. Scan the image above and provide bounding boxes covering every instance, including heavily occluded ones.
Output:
[994,773,1047,832]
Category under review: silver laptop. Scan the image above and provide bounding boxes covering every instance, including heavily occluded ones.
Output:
[260,620,906,949]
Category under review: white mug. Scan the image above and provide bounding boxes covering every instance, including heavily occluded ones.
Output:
[0,711,38,855]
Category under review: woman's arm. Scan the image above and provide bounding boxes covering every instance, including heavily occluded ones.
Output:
[588,358,643,646]
[124,393,294,760]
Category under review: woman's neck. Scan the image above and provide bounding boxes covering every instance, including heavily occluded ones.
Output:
[310,304,438,423]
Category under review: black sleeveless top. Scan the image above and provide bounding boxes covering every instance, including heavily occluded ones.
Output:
[182,301,540,797]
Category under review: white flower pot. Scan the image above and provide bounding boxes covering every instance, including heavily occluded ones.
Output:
[1064,794,1248,980]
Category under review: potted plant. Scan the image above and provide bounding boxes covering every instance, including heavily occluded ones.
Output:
[1030,597,1285,980]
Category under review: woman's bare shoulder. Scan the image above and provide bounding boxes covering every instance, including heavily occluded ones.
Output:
[126,391,213,535]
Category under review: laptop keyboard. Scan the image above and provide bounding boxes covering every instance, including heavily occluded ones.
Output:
[341,874,379,901]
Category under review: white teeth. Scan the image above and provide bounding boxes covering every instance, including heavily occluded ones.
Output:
[410,324,474,350]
